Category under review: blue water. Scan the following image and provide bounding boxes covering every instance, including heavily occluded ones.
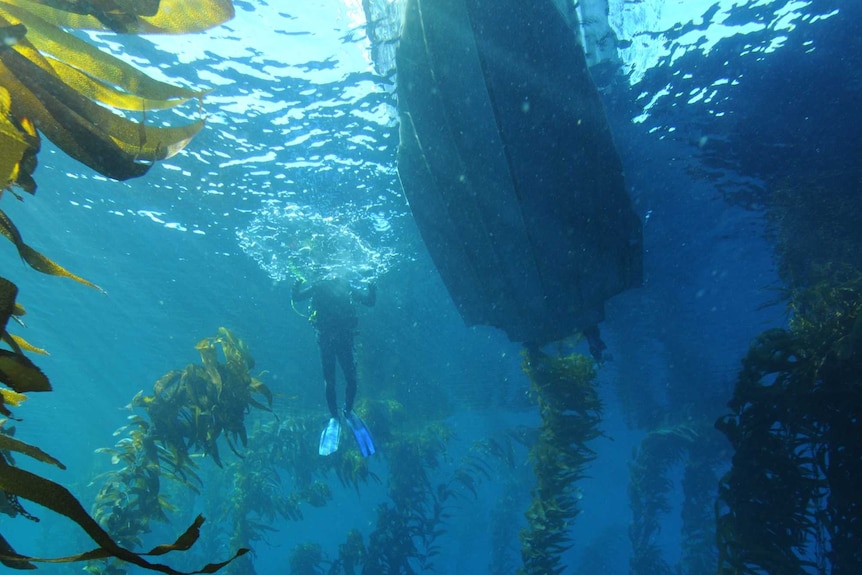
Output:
[0,0,855,573]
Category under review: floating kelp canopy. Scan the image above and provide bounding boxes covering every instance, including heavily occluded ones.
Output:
[395,0,642,345]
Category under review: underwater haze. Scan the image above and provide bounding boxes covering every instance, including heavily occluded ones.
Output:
[1,0,859,573]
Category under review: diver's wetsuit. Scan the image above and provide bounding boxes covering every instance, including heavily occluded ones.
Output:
[292,277,376,418]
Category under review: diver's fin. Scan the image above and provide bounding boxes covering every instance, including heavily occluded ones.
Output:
[344,410,376,457]
[319,417,341,456]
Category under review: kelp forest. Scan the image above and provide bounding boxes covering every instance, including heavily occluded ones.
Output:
[1,1,861,575]
[624,172,862,575]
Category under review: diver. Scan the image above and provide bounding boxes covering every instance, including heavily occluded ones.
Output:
[292,274,377,457]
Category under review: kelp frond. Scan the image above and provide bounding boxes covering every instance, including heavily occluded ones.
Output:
[517,349,602,575]
[716,272,862,574]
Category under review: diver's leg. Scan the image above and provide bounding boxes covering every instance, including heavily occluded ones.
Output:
[319,334,339,418]
[336,332,358,413]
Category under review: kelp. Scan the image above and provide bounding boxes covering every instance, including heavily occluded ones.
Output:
[288,543,328,575]
[93,346,497,575]
[0,81,35,193]
[276,400,451,575]
[15,0,235,34]
[148,397,380,575]
[716,272,862,574]
[0,206,104,291]
[361,422,455,574]
[768,174,862,289]
[166,396,459,575]
[0,298,247,572]
[517,349,602,575]
[216,416,343,575]
[628,425,694,575]
[0,1,232,188]
[628,421,722,575]
[0,466,247,575]
[680,440,723,575]
[0,1,245,572]
[128,327,273,469]
[90,328,272,574]
[262,400,499,575]
[334,529,366,575]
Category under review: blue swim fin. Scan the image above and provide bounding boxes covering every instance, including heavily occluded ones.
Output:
[344,410,376,457]
[319,417,341,456]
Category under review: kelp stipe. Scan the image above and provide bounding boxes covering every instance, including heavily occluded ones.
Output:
[517,349,602,575]
[628,421,723,575]
[628,425,695,575]
[205,401,385,575]
[291,402,500,575]
[679,432,724,575]
[216,415,354,575]
[288,542,327,575]
[716,272,862,574]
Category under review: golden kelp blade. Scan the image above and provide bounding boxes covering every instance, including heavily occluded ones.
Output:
[0,85,30,190]
[19,242,104,291]
[250,377,273,409]
[0,432,65,468]
[0,387,27,407]
[195,338,223,396]
[1,44,202,178]
[46,58,198,111]
[0,276,16,332]
[146,515,205,556]
[8,334,48,355]
[9,0,161,32]
[4,114,38,194]
[1,332,23,354]
[0,29,40,194]
[0,47,151,180]
[0,117,27,190]
[0,459,249,574]
[0,533,35,570]
[0,349,50,392]
[3,0,235,34]
[0,208,105,292]
[0,4,207,109]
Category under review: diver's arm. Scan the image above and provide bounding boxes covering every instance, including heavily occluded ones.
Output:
[292,279,314,302]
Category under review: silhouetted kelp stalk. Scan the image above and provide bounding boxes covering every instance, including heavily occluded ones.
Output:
[280,409,502,575]
[517,349,602,575]
[679,430,724,575]
[215,415,365,575]
[628,425,694,575]
[289,542,329,575]
[180,398,384,575]
[716,272,862,574]
[627,421,723,575]
[89,328,271,575]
